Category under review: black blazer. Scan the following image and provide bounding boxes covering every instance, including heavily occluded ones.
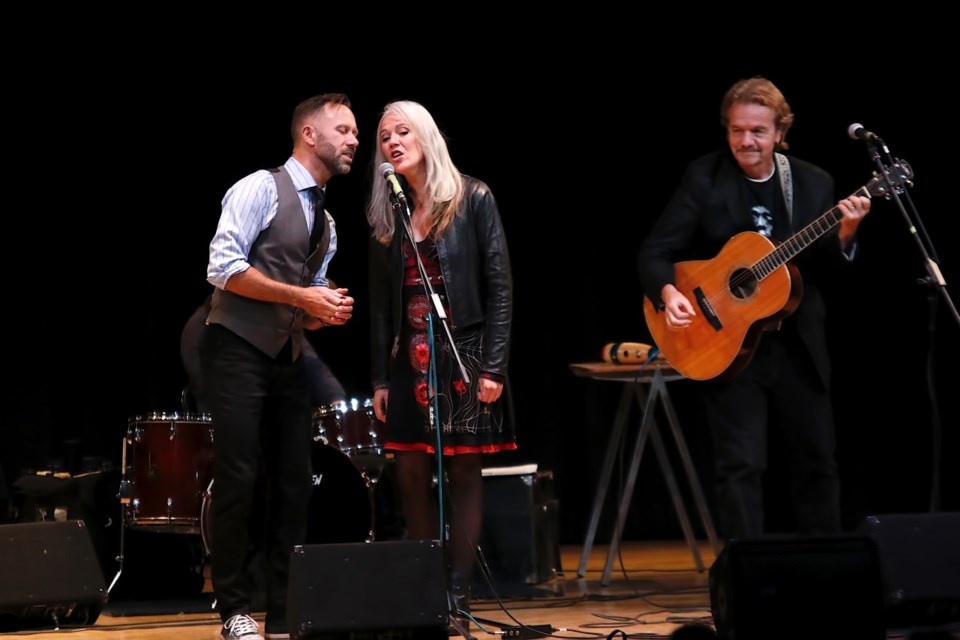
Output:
[638,149,853,388]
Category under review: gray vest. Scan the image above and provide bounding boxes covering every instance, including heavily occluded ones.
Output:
[208,166,331,359]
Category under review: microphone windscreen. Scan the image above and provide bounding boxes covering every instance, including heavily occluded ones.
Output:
[847,123,864,140]
[378,162,395,178]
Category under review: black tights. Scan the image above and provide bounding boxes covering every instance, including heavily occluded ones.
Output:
[393,450,482,579]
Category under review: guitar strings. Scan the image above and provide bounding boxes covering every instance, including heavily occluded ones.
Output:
[704,186,870,310]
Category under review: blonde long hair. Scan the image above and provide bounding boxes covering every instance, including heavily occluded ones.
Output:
[366,101,464,245]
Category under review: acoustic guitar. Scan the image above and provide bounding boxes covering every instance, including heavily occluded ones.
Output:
[643,162,912,381]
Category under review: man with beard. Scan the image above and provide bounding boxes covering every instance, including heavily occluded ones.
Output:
[201,93,358,640]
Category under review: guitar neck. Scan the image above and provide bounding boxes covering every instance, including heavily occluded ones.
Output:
[753,185,869,280]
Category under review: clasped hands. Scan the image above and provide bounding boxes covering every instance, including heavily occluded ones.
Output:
[303,286,354,329]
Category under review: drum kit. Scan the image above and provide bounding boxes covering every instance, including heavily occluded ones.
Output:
[113,397,386,589]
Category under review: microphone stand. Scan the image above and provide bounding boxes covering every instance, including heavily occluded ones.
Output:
[389,191,473,635]
[861,138,959,512]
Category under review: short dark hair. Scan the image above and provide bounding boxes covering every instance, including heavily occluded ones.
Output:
[291,93,352,143]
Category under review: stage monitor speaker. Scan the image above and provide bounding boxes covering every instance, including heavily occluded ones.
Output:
[709,534,885,640]
[287,539,448,640]
[475,467,560,594]
[0,520,108,632]
[858,512,960,628]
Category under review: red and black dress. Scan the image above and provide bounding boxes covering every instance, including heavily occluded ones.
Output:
[383,234,516,455]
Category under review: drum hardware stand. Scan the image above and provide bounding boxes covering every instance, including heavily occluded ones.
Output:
[109,414,215,606]
[109,434,131,595]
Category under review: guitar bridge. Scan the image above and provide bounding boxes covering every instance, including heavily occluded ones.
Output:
[694,287,722,331]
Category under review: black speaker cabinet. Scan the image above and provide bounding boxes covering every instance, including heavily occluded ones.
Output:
[287,539,448,640]
[0,520,108,631]
[709,534,885,640]
[474,468,560,592]
[859,512,960,628]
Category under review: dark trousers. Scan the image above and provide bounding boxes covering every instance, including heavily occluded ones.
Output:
[703,333,841,540]
[201,324,313,625]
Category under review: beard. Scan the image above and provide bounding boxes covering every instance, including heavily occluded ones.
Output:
[317,141,352,176]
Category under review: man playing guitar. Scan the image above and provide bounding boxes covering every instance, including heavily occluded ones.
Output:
[637,77,871,541]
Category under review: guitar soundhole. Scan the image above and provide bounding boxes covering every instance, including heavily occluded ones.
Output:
[729,268,757,300]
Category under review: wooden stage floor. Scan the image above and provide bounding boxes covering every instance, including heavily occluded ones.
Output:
[2,540,957,639]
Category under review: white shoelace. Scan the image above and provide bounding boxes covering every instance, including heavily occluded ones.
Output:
[224,614,262,639]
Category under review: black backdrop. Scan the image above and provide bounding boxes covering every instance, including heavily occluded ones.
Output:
[5,51,957,545]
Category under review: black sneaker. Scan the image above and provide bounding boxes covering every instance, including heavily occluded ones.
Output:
[221,613,264,640]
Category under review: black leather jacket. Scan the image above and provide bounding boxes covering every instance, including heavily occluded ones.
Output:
[369,175,512,387]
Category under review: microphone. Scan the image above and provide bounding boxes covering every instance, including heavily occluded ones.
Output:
[847,123,882,144]
[378,162,408,207]
[601,342,660,365]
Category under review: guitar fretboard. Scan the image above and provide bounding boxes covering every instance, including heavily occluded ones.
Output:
[753,185,870,280]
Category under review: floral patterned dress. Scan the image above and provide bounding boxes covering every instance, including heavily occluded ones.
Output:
[383,235,516,455]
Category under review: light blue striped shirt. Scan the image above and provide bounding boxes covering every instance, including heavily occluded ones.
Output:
[207,156,337,289]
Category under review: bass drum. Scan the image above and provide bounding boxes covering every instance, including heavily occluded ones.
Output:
[200,442,374,555]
